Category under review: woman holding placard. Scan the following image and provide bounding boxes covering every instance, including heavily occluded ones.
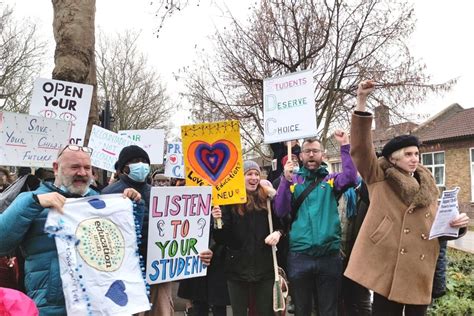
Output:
[211,160,284,316]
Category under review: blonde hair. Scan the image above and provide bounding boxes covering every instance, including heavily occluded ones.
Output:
[389,147,406,162]
[389,146,419,163]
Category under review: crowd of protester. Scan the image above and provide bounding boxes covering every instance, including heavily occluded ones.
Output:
[0,80,471,316]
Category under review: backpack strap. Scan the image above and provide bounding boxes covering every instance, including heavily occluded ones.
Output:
[290,176,323,221]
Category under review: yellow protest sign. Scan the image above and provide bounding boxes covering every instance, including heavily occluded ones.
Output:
[181,120,246,205]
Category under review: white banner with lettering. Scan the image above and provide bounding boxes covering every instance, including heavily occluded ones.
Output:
[146,186,212,284]
[45,194,150,315]
[164,142,184,179]
[0,111,71,167]
[118,129,165,165]
[263,69,317,143]
[29,78,93,146]
[88,125,137,172]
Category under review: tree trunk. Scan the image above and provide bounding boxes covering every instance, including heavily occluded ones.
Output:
[51,0,98,145]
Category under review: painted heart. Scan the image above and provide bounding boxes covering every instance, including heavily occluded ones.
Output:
[169,154,177,164]
[187,140,238,185]
[88,198,106,209]
[105,280,128,306]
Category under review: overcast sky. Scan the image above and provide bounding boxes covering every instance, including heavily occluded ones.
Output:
[5,0,474,131]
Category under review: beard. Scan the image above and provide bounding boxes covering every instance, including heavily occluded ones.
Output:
[303,158,321,170]
[58,172,92,196]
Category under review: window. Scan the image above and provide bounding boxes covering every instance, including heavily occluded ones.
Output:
[421,151,445,186]
[471,148,474,201]
[331,162,341,173]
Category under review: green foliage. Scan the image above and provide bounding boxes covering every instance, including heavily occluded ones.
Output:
[428,249,474,316]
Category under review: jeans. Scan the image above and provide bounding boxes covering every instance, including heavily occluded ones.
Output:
[372,292,428,316]
[287,251,342,316]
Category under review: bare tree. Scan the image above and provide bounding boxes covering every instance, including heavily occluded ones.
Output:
[96,30,172,132]
[0,5,45,113]
[183,0,455,157]
[52,0,98,144]
[151,0,201,37]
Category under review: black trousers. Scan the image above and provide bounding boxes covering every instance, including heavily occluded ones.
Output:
[341,276,371,316]
[192,301,226,316]
[372,292,428,316]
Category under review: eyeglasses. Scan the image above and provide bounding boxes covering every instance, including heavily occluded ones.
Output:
[58,145,93,158]
[302,149,322,154]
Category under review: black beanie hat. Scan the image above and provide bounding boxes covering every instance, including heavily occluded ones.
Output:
[116,145,150,172]
[382,135,420,159]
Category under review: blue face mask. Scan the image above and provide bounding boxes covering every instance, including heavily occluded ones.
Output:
[128,162,150,182]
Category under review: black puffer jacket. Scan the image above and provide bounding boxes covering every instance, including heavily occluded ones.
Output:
[214,199,282,282]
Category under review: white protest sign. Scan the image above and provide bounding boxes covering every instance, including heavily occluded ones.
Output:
[0,111,71,167]
[146,186,212,284]
[263,69,317,143]
[429,187,461,239]
[118,129,165,165]
[88,125,137,172]
[164,142,184,179]
[29,78,93,146]
[45,194,150,315]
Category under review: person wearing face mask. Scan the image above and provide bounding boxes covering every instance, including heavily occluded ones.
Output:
[345,80,470,316]
[211,161,283,316]
[102,144,152,257]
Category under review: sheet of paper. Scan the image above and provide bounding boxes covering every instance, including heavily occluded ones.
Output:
[429,187,460,239]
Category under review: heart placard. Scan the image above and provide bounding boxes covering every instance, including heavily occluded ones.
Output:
[187,140,238,185]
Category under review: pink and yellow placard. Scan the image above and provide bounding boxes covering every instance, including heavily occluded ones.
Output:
[181,120,246,205]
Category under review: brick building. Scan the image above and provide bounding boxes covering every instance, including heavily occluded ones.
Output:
[412,103,474,219]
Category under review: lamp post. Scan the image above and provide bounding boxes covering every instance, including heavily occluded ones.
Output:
[99,100,113,185]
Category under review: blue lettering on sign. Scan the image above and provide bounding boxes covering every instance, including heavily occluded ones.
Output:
[148,255,206,281]
[168,143,182,154]
[173,165,182,177]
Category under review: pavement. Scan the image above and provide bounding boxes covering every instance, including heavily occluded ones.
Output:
[448,229,474,254]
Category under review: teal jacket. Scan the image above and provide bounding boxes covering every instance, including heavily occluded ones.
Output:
[274,144,357,256]
[291,166,342,256]
[0,182,99,316]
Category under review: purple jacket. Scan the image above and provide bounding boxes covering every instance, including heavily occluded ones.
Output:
[273,144,357,218]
